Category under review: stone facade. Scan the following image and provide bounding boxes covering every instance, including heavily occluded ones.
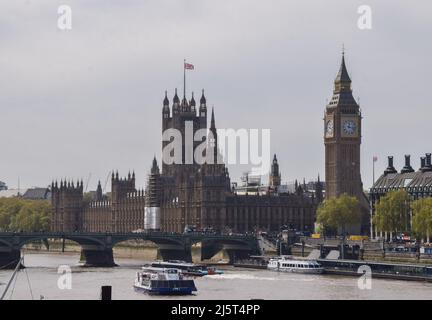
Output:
[369,154,432,238]
[324,53,370,233]
[51,89,321,234]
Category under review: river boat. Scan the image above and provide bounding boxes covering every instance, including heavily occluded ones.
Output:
[151,260,224,277]
[133,266,197,295]
[267,256,324,274]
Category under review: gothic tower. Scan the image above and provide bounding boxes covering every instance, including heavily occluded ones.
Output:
[324,52,369,232]
[51,180,84,232]
[324,52,363,199]
[96,180,103,201]
[111,171,136,232]
[269,154,281,190]
[161,89,208,175]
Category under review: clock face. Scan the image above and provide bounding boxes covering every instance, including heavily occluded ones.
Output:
[326,120,334,135]
[343,120,357,135]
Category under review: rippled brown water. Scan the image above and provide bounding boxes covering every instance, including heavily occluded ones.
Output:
[0,253,431,300]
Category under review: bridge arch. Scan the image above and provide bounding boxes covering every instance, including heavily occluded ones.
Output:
[111,234,192,263]
[193,237,258,263]
[0,233,114,268]
[0,233,259,269]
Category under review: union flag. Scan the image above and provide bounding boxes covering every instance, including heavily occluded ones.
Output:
[184,62,194,70]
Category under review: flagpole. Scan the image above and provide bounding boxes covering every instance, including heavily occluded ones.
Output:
[373,157,375,185]
[183,59,186,98]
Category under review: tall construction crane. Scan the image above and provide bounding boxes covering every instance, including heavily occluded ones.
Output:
[84,173,92,192]
[103,170,112,193]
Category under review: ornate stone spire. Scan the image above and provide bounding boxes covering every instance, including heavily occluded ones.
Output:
[200,89,206,105]
[335,51,351,85]
[163,90,169,106]
[151,156,160,175]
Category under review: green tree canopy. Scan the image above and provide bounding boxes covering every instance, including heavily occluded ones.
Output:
[373,190,410,233]
[317,193,360,235]
[0,198,51,232]
[412,197,432,239]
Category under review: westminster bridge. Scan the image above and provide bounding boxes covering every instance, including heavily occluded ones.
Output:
[0,232,259,269]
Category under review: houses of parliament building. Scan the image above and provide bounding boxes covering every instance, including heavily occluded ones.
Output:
[50,88,321,233]
[51,53,368,234]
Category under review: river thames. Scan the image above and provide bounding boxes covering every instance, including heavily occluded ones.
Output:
[0,253,431,300]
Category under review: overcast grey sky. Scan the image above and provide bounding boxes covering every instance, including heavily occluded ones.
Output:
[0,0,431,192]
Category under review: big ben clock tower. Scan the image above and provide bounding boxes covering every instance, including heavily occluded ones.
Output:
[324,52,369,232]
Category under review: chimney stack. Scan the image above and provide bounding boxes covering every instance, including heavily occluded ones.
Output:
[420,157,426,171]
[401,155,414,173]
[421,153,432,172]
[384,156,397,175]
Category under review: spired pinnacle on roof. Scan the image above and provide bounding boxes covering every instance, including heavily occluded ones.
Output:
[210,107,215,129]
[190,92,196,107]
[96,180,103,201]
[181,95,188,108]
[163,90,169,106]
[173,88,180,104]
[151,156,160,175]
[335,50,352,84]
[329,48,357,102]
[200,89,206,105]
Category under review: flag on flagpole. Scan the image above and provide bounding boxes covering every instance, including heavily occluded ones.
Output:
[184,62,194,70]
[373,156,378,162]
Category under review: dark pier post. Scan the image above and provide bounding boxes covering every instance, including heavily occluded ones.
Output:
[100,286,112,300]
[226,250,251,264]
[80,246,116,267]
[201,241,222,261]
[79,235,116,267]
[159,245,192,262]
[157,238,193,262]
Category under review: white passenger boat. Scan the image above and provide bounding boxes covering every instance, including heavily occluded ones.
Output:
[133,266,197,295]
[267,256,324,274]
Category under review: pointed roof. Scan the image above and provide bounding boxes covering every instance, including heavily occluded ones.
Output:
[163,90,169,106]
[327,51,358,107]
[210,107,215,129]
[173,88,180,103]
[190,92,196,106]
[181,96,189,109]
[151,156,160,174]
[335,53,351,83]
[200,89,206,105]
